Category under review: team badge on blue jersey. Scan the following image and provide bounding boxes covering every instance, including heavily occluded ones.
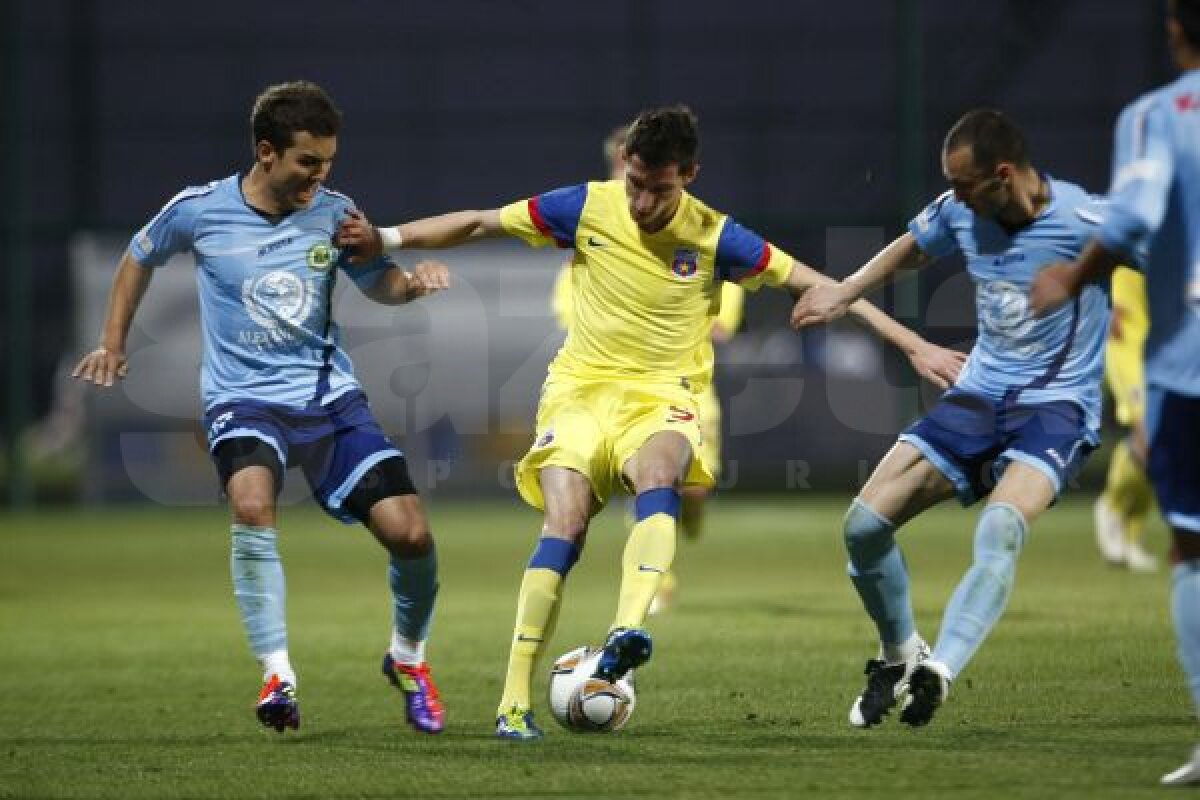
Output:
[671,248,700,277]
[307,242,337,272]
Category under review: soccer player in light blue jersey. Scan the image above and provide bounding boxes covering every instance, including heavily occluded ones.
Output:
[1030,0,1200,784]
[73,81,449,735]
[794,109,1110,729]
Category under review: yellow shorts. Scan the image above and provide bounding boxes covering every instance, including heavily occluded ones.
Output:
[1104,335,1145,427]
[696,383,722,479]
[514,377,715,510]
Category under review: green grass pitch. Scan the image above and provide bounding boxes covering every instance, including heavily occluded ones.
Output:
[0,497,1188,798]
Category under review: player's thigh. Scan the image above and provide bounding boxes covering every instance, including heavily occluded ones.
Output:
[858,441,956,527]
[621,430,693,492]
[614,385,707,493]
[989,461,1056,523]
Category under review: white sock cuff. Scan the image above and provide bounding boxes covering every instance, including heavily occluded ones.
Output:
[390,631,427,665]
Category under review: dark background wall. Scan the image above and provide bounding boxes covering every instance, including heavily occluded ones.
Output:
[2,0,1171,496]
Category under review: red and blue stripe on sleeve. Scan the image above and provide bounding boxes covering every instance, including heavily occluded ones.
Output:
[716,218,772,282]
[528,184,588,249]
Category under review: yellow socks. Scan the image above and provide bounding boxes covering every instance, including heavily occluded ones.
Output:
[612,488,680,630]
[498,537,579,714]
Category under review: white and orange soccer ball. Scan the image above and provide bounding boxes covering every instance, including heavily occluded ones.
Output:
[548,646,636,732]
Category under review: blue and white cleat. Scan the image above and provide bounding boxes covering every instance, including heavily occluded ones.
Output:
[255,674,300,733]
[495,705,544,740]
[592,627,653,683]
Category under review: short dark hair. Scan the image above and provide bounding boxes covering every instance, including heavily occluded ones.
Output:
[1173,0,1200,49]
[251,81,342,153]
[943,109,1029,171]
[624,105,700,171]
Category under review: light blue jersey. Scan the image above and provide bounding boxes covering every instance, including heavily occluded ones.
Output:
[130,174,393,411]
[1098,69,1200,398]
[908,178,1110,439]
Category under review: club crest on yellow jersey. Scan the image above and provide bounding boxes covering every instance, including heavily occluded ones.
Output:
[671,248,700,277]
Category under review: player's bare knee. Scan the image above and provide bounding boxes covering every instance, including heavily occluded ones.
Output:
[230,492,275,528]
[542,508,589,544]
[633,467,682,493]
[379,520,434,558]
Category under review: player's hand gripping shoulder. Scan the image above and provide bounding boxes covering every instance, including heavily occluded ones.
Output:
[72,347,129,388]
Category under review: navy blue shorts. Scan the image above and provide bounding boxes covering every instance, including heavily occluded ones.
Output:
[1146,387,1200,533]
[202,390,403,524]
[899,389,1096,506]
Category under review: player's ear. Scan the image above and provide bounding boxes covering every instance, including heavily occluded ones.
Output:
[681,162,700,185]
[256,139,277,168]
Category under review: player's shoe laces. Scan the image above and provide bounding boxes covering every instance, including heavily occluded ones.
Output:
[382,654,445,734]
[255,674,300,733]
[495,705,544,740]
[593,627,653,682]
[899,660,951,727]
[848,639,930,728]
[1162,744,1200,786]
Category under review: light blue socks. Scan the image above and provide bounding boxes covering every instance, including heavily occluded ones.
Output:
[388,549,439,663]
[931,503,1027,678]
[1171,560,1200,714]
[230,525,291,680]
[845,498,916,652]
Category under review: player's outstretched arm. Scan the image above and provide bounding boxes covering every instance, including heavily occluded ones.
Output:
[781,253,964,390]
[72,251,154,387]
[364,260,452,305]
[337,208,505,264]
[1030,241,1121,318]
[791,232,928,328]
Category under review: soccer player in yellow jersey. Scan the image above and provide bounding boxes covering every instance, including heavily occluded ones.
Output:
[550,124,744,614]
[338,105,965,739]
[1094,266,1159,571]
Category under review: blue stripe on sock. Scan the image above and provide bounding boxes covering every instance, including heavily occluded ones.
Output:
[527,537,580,575]
[635,488,681,521]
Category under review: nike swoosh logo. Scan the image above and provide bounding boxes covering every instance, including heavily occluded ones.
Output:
[516,633,543,643]
[587,236,606,247]
[638,565,665,573]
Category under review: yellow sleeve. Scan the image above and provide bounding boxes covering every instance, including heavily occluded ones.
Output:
[500,199,556,248]
[714,281,745,335]
[738,246,793,292]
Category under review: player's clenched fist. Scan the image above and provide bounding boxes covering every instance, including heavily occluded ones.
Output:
[337,209,384,264]
[405,261,451,298]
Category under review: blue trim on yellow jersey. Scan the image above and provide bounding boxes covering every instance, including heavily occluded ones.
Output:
[715,218,770,281]
[529,184,587,248]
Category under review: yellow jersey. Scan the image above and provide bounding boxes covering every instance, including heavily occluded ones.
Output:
[504,180,789,386]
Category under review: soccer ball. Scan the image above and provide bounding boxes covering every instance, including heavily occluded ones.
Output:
[548,645,636,732]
